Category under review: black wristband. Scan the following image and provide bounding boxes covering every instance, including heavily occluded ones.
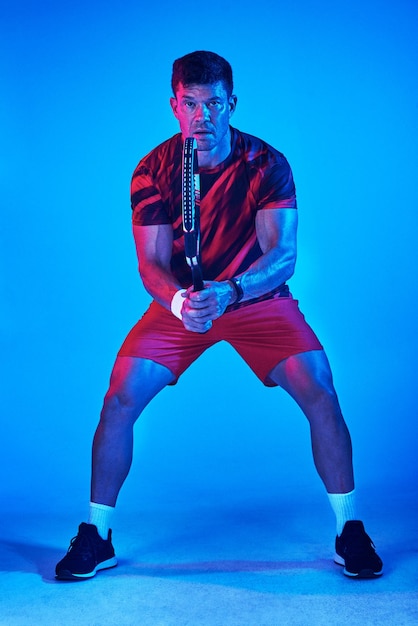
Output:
[229,276,244,303]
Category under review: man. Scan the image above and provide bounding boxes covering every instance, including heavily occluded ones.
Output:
[55,51,383,580]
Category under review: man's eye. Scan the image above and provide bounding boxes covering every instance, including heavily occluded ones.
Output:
[185,101,195,109]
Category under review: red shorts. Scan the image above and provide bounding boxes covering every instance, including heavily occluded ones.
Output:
[118,295,322,387]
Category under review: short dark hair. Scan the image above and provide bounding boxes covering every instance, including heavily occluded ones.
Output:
[171,51,233,97]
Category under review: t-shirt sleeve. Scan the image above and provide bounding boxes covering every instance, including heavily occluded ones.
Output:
[131,164,171,226]
[257,157,297,210]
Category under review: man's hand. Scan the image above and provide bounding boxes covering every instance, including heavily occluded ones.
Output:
[181,281,235,333]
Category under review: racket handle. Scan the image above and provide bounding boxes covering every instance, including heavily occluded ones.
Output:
[191,267,204,292]
[184,231,204,291]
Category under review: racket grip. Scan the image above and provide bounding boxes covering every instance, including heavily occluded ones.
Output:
[184,231,199,260]
[191,267,204,292]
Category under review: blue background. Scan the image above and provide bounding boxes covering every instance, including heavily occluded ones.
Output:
[1,0,417,517]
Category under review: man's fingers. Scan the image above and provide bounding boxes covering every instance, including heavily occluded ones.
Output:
[183,319,213,333]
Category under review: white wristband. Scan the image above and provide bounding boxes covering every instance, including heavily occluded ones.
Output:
[170,289,187,320]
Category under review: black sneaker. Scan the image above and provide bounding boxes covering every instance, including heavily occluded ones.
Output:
[55,522,117,580]
[334,520,383,578]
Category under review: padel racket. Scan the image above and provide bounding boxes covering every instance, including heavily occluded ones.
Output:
[182,137,204,291]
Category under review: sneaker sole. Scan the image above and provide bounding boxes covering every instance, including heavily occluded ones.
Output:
[56,556,118,581]
[334,553,383,578]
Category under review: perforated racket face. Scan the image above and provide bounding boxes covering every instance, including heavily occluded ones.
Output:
[182,137,198,233]
[182,137,203,290]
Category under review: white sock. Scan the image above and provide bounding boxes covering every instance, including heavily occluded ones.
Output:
[88,502,115,540]
[327,489,357,536]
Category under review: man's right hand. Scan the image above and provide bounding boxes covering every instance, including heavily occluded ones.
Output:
[181,281,235,333]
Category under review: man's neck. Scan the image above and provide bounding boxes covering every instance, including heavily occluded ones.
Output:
[196,129,232,169]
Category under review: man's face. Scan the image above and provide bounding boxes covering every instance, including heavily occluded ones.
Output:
[170,81,237,165]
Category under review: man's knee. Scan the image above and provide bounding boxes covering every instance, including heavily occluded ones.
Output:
[271,350,338,404]
[100,388,141,425]
[99,356,174,426]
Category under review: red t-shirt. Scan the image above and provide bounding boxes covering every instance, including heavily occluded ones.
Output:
[131,127,297,296]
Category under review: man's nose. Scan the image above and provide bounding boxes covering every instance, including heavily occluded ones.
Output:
[194,103,210,120]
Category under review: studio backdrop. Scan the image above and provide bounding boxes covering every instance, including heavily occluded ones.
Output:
[1,0,417,515]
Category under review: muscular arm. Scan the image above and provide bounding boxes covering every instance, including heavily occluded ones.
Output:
[133,223,180,310]
[239,207,297,299]
[133,223,212,332]
[185,207,297,322]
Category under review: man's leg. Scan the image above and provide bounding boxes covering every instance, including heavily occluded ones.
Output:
[268,349,383,578]
[91,356,175,507]
[268,349,354,493]
[55,355,175,580]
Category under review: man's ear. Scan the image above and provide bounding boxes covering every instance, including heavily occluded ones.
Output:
[170,96,179,119]
[229,95,238,117]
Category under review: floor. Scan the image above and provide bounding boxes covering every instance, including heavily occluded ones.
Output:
[1,488,417,626]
